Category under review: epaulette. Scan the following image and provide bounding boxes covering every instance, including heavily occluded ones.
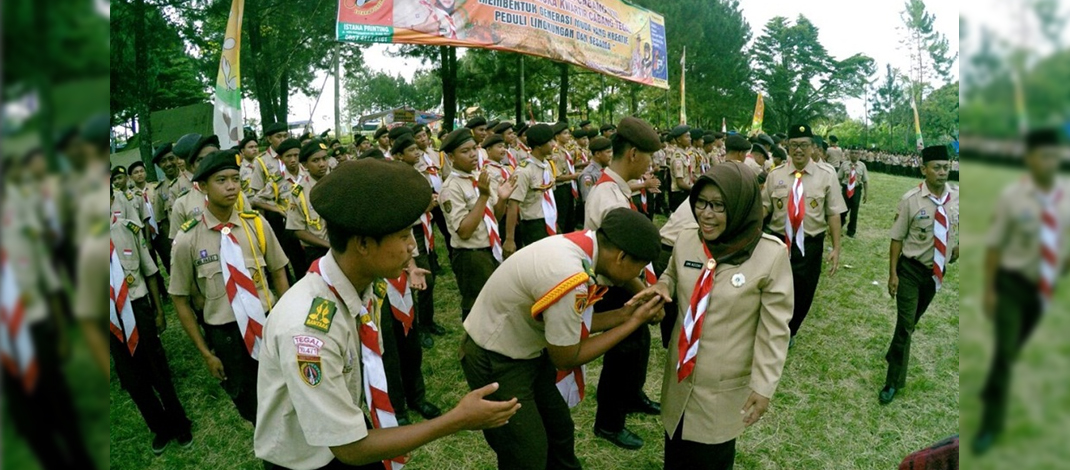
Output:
[519,159,530,168]
[530,272,590,319]
[125,191,134,201]
[180,218,199,232]
[125,221,141,235]
[178,187,191,198]
[305,297,337,333]
[291,185,303,197]
[240,210,260,219]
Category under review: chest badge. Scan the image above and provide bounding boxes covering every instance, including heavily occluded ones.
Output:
[221,226,231,236]
[731,273,745,287]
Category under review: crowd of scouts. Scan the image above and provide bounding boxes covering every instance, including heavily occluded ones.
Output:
[78,108,975,470]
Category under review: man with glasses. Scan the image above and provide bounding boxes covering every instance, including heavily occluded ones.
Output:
[762,124,846,348]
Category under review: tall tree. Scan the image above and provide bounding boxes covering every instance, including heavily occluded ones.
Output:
[752,15,875,133]
[899,0,956,106]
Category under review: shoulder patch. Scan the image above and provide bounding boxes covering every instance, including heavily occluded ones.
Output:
[125,191,134,200]
[519,159,530,168]
[240,210,260,219]
[442,200,452,213]
[305,297,337,333]
[291,184,303,197]
[126,221,141,235]
[531,272,590,319]
[180,218,199,232]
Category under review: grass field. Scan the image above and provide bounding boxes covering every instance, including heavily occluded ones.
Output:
[98,170,963,469]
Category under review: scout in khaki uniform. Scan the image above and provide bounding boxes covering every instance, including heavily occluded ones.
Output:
[441,130,517,321]
[690,129,708,174]
[164,136,196,207]
[239,135,261,200]
[513,122,533,165]
[667,125,693,211]
[723,134,761,176]
[504,124,558,257]
[975,129,1069,454]
[762,123,846,347]
[168,134,223,240]
[461,208,666,470]
[127,161,162,240]
[170,150,291,423]
[837,149,869,238]
[482,133,513,189]
[578,136,612,203]
[642,163,794,470]
[493,121,523,170]
[287,140,332,268]
[254,159,519,470]
[654,192,699,346]
[881,144,959,405]
[253,135,309,278]
[581,117,664,450]
[111,166,147,227]
[414,124,453,257]
[825,135,844,168]
[550,122,581,232]
[110,218,193,455]
[153,142,185,238]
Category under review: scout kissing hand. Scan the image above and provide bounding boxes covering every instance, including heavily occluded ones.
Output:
[447,382,522,430]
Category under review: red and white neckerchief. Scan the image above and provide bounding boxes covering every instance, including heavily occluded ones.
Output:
[308,258,406,470]
[109,240,139,356]
[556,231,608,407]
[212,219,267,359]
[0,250,38,393]
[677,243,716,382]
[595,173,658,284]
[786,170,806,256]
[846,164,857,199]
[518,142,531,153]
[1038,186,1063,309]
[506,149,519,169]
[422,0,457,39]
[265,146,285,179]
[419,212,435,252]
[562,148,579,198]
[476,148,487,172]
[540,162,558,236]
[385,273,414,336]
[471,177,503,262]
[926,184,951,291]
[488,161,510,182]
[140,188,159,238]
[422,152,443,193]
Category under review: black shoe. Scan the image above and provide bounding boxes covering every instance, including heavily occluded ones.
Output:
[176,431,193,448]
[972,430,998,455]
[427,324,447,336]
[412,400,443,419]
[878,385,897,405]
[594,427,644,450]
[396,411,411,426]
[151,434,170,456]
[420,334,434,349]
[628,396,661,415]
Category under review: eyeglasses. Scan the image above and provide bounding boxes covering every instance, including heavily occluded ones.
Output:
[694,199,726,213]
[785,143,812,151]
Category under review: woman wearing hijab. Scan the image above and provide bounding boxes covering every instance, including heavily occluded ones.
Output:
[639,162,794,469]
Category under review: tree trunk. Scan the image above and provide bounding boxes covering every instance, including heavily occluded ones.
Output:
[557,62,569,122]
[514,54,524,124]
[277,69,289,124]
[246,7,277,129]
[629,84,638,116]
[133,0,156,178]
[441,46,457,131]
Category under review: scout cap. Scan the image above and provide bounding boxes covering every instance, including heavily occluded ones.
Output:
[152,142,174,164]
[276,138,301,156]
[311,159,432,237]
[787,124,813,139]
[668,125,690,140]
[571,129,588,140]
[578,120,591,128]
[690,129,705,141]
[263,121,288,136]
[111,165,127,180]
[390,135,417,156]
[192,149,241,182]
[828,135,838,143]
[614,117,661,153]
[756,133,775,148]
[492,122,514,134]
[81,114,111,149]
[187,135,221,165]
[589,136,612,152]
[725,134,751,152]
[173,133,202,161]
[515,122,530,136]
[440,129,474,154]
[552,121,569,136]
[127,160,146,173]
[599,207,661,262]
[353,135,367,146]
[373,127,389,140]
[465,116,487,129]
[599,123,616,133]
[359,149,385,160]
[486,120,500,131]
[481,134,504,149]
[526,124,554,147]
[1026,128,1062,151]
[921,145,950,163]
[750,144,769,159]
[703,134,717,143]
[388,126,412,141]
[300,140,329,163]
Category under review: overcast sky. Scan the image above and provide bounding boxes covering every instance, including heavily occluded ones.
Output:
[258,0,961,134]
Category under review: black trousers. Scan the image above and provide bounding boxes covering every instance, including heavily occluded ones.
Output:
[380,292,427,414]
[664,417,736,470]
[554,184,576,233]
[840,185,862,236]
[595,287,652,432]
[884,257,937,389]
[412,228,439,329]
[980,270,1044,434]
[632,194,654,221]
[670,191,688,212]
[263,210,307,281]
[112,297,191,439]
[460,339,581,470]
[519,219,552,247]
[150,223,173,276]
[656,168,671,215]
[203,322,259,423]
[431,204,453,263]
[3,316,96,470]
[788,233,825,336]
[451,248,498,321]
[655,244,679,348]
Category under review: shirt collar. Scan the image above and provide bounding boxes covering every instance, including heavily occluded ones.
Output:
[603,168,630,197]
[202,207,241,228]
[319,251,373,317]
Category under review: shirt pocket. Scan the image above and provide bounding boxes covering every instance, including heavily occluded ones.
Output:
[119,255,140,279]
[910,215,935,242]
[196,262,226,300]
[771,187,790,208]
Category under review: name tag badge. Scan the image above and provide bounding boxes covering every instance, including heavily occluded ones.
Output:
[194,254,220,266]
[684,260,703,269]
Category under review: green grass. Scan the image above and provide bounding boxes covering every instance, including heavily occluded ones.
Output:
[105,170,959,469]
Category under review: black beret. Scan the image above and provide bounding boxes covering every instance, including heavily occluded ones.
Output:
[353,135,367,146]
[465,116,487,129]
[173,133,202,161]
[578,120,591,128]
[492,122,514,134]
[388,126,413,141]
[772,134,783,145]
[690,129,705,141]
[599,124,616,133]
[771,144,787,161]
[441,129,474,154]
[615,117,661,153]
[756,134,775,148]
[486,120,500,131]
[828,135,838,143]
[668,125,691,139]
[702,134,717,143]
[412,124,429,136]
[725,134,752,152]
[589,136,612,152]
[515,122,530,136]
[277,138,301,156]
[111,165,127,179]
[192,150,241,182]
[526,124,554,147]
[311,159,433,237]
[152,142,174,164]
[1026,128,1062,151]
[921,145,950,163]
[390,135,417,156]
[127,160,146,173]
[359,149,386,160]
[373,127,389,139]
[787,124,813,139]
[188,135,221,164]
[552,121,570,135]
[812,136,828,151]
[263,122,288,136]
[751,144,769,159]
[712,132,726,140]
[481,134,505,149]
[599,207,661,262]
[320,130,331,139]
[81,114,111,149]
[571,129,587,140]
[301,140,330,162]
[239,135,258,150]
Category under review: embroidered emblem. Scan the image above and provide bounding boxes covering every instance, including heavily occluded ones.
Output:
[776,199,784,209]
[126,274,135,285]
[194,254,219,267]
[304,297,337,332]
[299,360,322,387]
[180,218,199,232]
[442,200,452,213]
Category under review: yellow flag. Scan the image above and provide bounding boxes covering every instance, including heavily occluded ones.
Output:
[749,93,764,135]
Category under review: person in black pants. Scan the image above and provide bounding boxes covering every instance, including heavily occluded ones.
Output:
[836,150,868,238]
[376,278,443,425]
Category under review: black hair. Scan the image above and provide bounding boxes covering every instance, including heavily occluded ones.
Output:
[610,133,635,160]
[326,224,389,253]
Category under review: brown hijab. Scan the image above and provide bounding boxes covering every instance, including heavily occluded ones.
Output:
[689,162,764,266]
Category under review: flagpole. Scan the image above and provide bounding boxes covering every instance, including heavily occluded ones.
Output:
[213,0,245,149]
[679,46,686,125]
[910,94,924,151]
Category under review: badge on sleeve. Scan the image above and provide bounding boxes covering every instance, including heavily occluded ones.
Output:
[294,335,325,387]
[305,297,337,333]
[442,200,452,213]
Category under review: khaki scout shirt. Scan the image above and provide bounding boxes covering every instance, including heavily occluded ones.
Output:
[987,178,1070,281]
[837,161,869,187]
[286,175,328,247]
[509,157,555,221]
[442,169,499,250]
[111,189,144,225]
[551,145,575,187]
[168,189,205,240]
[658,231,793,445]
[111,219,158,301]
[240,158,258,200]
[255,253,372,469]
[583,167,632,231]
[826,146,844,167]
[169,209,289,325]
[464,234,605,360]
[762,160,847,236]
[3,185,60,325]
[251,150,289,210]
[890,183,960,269]
[167,172,194,206]
[133,183,160,221]
[578,161,604,202]
[485,160,511,190]
[670,146,692,192]
[659,195,698,247]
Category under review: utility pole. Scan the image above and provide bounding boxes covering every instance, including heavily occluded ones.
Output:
[334,42,342,138]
